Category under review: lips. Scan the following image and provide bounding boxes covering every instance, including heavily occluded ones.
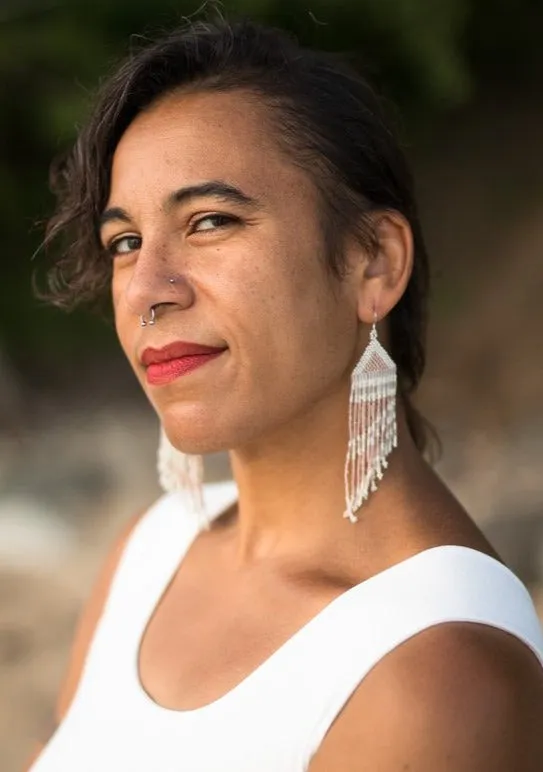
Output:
[141,341,227,366]
[140,341,227,386]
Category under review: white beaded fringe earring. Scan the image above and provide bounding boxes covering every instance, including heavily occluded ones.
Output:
[343,313,398,523]
[157,426,210,528]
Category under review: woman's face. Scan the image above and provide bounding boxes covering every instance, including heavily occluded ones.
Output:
[103,89,361,453]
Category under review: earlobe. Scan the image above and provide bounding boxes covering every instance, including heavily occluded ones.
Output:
[357,211,414,323]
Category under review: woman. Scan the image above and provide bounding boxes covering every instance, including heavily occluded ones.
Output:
[28,16,543,772]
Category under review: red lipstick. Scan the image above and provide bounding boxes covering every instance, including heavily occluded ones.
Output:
[141,342,227,386]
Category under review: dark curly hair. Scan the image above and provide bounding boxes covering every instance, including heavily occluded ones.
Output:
[42,15,432,453]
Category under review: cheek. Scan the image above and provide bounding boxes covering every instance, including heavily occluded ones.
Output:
[227,236,353,392]
[111,272,135,361]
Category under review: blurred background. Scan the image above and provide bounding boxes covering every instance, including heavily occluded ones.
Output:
[1,0,543,768]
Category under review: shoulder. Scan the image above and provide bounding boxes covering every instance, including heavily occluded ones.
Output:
[310,622,543,771]
[55,504,151,721]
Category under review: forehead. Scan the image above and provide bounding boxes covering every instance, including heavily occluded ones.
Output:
[108,89,316,208]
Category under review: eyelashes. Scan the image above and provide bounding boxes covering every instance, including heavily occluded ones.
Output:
[105,213,240,257]
[190,213,239,233]
[106,235,142,257]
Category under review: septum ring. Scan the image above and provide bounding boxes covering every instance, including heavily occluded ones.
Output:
[139,306,156,328]
[139,278,176,327]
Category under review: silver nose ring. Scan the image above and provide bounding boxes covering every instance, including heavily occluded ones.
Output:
[139,306,157,328]
[139,279,175,326]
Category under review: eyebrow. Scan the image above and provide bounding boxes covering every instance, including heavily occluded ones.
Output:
[99,180,260,229]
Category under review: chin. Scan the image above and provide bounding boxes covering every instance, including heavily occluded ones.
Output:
[160,403,267,457]
[160,419,227,456]
[159,406,232,456]
[168,434,230,457]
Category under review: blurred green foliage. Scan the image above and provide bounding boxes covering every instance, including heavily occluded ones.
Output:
[1,0,542,374]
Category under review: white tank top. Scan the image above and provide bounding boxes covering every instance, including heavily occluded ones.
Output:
[31,481,543,772]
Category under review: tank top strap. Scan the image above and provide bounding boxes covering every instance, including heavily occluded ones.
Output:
[290,545,543,765]
[71,481,237,710]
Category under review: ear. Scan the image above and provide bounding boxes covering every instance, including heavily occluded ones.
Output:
[351,211,414,324]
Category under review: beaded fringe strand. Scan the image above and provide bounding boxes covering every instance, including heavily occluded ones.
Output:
[343,322,397,523]
[157,427,208,527]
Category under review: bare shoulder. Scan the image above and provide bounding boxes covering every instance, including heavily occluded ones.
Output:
[54,505,149,722]
[309,622,543,771]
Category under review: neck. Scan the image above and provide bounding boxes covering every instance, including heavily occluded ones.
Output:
[227,389,421,564]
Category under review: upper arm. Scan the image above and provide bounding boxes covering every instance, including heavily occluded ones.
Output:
[54,508,145,722]
[309,623,543,771]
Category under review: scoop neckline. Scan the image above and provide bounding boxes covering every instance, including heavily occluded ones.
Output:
[130,482,521,721]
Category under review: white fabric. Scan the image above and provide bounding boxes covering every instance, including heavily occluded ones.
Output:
[31,481,543,771]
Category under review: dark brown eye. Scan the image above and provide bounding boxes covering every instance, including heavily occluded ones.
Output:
[108,235,141,256]
[191,214,238,232]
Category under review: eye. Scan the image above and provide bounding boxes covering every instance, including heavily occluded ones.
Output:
[107,235,141,257]
[190,214,238,233]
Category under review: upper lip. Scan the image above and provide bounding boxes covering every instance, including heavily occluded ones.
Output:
[140,341,227,366]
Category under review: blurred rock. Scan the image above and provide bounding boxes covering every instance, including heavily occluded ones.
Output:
[484,510,543,587]
[0,495,76,570]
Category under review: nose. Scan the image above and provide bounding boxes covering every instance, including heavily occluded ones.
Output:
[123,240,195,320]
